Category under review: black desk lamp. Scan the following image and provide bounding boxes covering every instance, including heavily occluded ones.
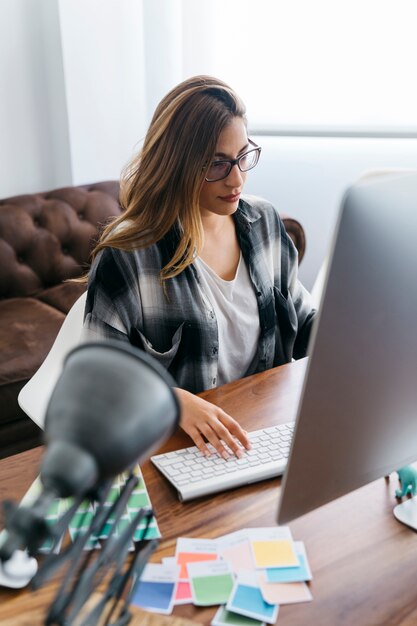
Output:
[0,341,180,625]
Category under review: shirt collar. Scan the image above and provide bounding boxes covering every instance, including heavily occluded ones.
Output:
[234,196,262,229]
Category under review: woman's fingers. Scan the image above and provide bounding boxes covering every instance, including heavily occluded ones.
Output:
[218,412,251,451]
[188,428,213,458]
[198,422,236,459]
[175,388,251,459]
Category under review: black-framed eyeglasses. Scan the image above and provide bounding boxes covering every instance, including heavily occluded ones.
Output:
[204,139,262,182]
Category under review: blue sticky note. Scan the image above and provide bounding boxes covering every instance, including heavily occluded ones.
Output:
[266,553,311,583]
[131,580,175,612]
[227,584,278,623]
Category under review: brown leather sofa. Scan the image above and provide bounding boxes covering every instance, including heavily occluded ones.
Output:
[0,181,305,459]
[0,181,121,458]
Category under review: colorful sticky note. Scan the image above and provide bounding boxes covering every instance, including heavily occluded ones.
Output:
[226,571,279,625]
[265,541,312,583]
[174,581,193,605]
[211,605,266,625]
[175,537,218,580]
[248,527,298,569]
[218,530,255,573]
[130,562,179,615]
[258,574,313,605]
[187,560,234,606]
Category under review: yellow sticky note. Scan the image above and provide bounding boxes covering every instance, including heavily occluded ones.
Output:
[252,539,298,568]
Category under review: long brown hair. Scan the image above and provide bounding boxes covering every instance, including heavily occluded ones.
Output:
[91,75,246,282]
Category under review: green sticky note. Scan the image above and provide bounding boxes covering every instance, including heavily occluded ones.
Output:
[213,606,265,625]
[192,573,234,605]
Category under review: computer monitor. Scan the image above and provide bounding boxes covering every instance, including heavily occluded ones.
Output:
[277,171,417,524]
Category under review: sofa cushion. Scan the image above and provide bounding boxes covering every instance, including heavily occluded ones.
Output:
[0,417,43,460]
[36,281,86,315]
[0,298,65,424]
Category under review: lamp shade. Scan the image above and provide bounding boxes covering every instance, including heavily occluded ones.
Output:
[41,341,180,498]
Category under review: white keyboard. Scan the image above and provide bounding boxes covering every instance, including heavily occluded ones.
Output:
[151,422,294,501]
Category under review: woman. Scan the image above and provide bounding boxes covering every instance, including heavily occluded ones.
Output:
[83,75,316,460]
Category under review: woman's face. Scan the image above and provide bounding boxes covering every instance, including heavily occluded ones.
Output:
[199,116,249,218]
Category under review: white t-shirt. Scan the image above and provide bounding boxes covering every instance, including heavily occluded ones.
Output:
[195,254,261,386]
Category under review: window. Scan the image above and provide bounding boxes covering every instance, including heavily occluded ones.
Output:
[183,0,417,135]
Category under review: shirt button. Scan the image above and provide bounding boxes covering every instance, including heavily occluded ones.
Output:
[210,310,215,319]
[212,377,217,386]
[212,347,218,355]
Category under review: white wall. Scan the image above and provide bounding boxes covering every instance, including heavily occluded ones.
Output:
[0,0,69,196]
[0,0,147,198]
[58,0,146,185]
[245,136,417,289]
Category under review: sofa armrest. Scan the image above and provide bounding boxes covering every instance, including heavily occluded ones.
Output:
[280,214,306,264]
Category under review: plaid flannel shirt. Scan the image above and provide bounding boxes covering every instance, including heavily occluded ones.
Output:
[84,195,316,393]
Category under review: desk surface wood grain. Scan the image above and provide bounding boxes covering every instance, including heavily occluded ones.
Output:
[1,358,417,625]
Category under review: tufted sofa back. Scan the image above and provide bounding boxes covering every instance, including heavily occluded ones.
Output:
[0,181,121,299]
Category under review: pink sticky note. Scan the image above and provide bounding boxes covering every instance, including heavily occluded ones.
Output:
[221,541,254,573]
[218,530,255,574]
[174,581,193,604]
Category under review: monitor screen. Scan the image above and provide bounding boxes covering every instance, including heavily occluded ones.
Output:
[277,171,417,524]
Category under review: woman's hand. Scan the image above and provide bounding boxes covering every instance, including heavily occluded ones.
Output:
[174,388,251,459]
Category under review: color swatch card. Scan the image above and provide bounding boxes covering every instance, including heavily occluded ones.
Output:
[218,529,255,573]
[98,465,160,542]
[265,541,312,583]
[258,574,313,605]
[211,605,266,626]
[173,581,193,605]
[15,465,160,554]
[162,557,193,604]
[67,499,101,550]
[248,527,299,569]
[13,475,72,553]
[130,562,179,614]
[226,571,279,625]
[175,537,218,580]
[187,560,234,606]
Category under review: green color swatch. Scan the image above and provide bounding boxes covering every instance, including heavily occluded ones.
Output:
[192,573,234,605]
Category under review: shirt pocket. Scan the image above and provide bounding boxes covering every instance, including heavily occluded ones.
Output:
[130,323,184,370]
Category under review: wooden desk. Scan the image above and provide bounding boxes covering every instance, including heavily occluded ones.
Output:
[1,358,417,625]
